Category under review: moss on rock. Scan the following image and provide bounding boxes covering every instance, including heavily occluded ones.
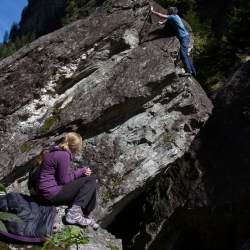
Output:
[37,110,62,133]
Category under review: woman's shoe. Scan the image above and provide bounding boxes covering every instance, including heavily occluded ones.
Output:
[84,212,99,230]
[66,205,91,226]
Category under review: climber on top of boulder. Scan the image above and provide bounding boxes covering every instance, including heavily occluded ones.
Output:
[150,5,196,77]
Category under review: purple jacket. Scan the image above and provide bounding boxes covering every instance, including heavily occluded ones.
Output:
[36,146,87,202]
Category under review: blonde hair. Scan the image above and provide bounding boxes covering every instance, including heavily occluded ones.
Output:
[59,132,82,152]
[36,148,50,167]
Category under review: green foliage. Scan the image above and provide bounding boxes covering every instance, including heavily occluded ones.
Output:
[0,213,22,223]
[109,244,120,250]
[227,0,250,49]
[0,183,6,194]
[103,189,115,204]
[0,220,7,233]
[154,0,195,14]
[183,10,238,94]
[184,10,216,91]
[42,226,89,249]
[0,32,36,61]
[3,31,8,44]
[184,10,224,93]
[9,22,19,42]
[61,0,91,26]
[0,183,22,233]
[164,137,171,144]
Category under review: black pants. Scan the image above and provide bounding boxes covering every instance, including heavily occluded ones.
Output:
[51,176,96,214]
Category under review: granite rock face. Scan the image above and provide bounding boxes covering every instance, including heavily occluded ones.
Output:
[111,58,250,249]
[0,0,212,248]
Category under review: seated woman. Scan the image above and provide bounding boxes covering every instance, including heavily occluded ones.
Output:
[36,132,99,230]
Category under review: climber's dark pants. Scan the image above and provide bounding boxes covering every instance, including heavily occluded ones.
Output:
[51,176,96,214]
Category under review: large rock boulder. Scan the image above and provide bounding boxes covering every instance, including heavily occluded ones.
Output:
[0,0,212,248]
[111,58,250,249]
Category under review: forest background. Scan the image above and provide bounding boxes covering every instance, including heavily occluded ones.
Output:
[0,0,249,94]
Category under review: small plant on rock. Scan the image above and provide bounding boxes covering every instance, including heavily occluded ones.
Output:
[42,225,89,249]
[109,244,120,250]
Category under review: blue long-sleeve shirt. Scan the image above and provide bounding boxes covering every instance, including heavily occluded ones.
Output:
[166,14,188,39]
[36,146,87,202]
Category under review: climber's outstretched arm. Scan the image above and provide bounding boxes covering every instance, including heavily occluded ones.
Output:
[150,6,168,19]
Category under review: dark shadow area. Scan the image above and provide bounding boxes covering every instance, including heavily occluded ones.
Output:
[1,157,37,187]
[141,22,176,44]
[90,0,106,8]
[107,191,148,250]
[148,193,250,250]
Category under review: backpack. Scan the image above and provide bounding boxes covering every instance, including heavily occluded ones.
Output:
[28,167,40,195]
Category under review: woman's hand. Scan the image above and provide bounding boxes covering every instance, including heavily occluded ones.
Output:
[85,168,91,176]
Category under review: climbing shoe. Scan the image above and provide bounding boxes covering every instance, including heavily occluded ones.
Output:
[182,72,192,77]
[83,212,99,230]
[66,205,91,227]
